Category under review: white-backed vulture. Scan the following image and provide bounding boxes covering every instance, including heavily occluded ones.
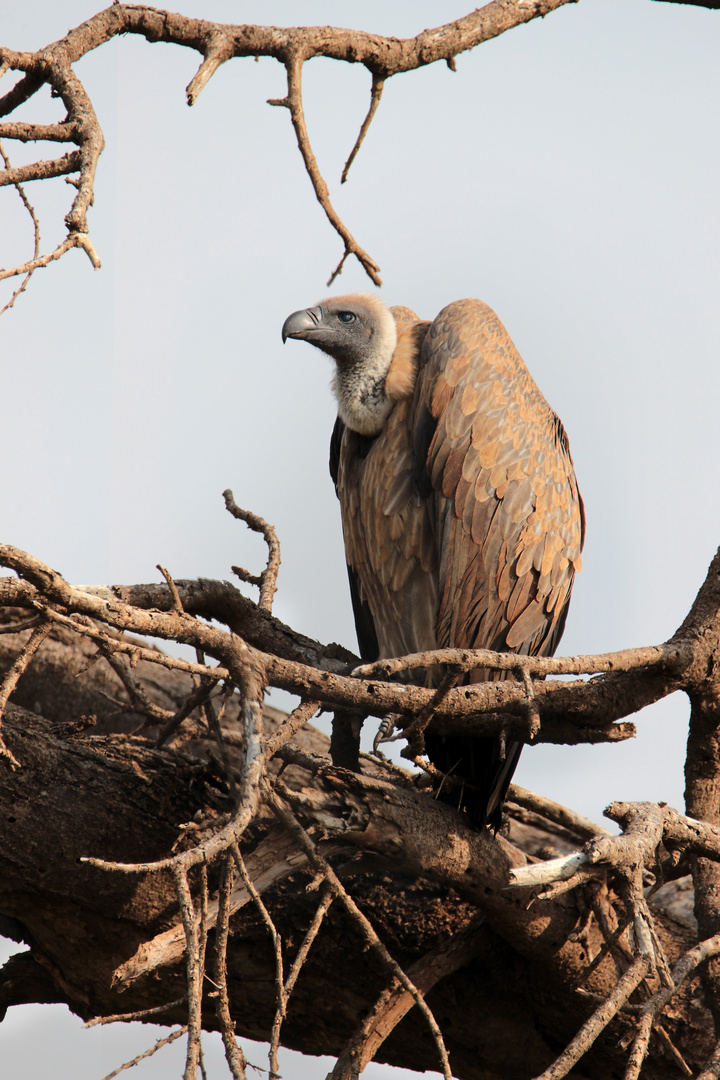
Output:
[282,293,584,827]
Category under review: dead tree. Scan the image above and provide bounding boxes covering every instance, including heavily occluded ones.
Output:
[3,5,720,1079]
[0,495,718,1079]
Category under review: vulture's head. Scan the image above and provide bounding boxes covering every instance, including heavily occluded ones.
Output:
[282,293,398,436]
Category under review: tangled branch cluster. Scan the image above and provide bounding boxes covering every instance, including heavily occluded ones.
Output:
[0,487,719,1078]
[0,0,574,309]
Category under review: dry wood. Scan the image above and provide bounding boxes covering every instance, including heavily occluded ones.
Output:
[0,1,575,294]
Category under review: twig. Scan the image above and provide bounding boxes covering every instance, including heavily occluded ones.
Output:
[0,619,51,767]
[154,678,219,747]
[85,998,186,1026]
[0,138,39,312]
[223,489,280,612]
[508,784,611,840]
[99,1027,188,1080]
[157,564,185,615]
[340,74,385,183]
[572,915,632,990]
[624,931,720,1079]
[199,673,239,789]
[278,55,382,287]
[533,955,650,1080]
[0,231,100,281]
[186,29,235,105]
[101,647,174,725]
[400,667,461,755]
[330,916,487,1079]
[264,697,320,756]
[213,854,248,1080]
[0,615,40,634]
[282,883,334,1001]
[173,866,204,1080]
[232,844,284,1080]
[267,780,453,1080]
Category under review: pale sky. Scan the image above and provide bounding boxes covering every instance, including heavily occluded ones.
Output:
[2,1,720,1077]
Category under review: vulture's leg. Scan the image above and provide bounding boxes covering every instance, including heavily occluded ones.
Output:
[330,708,364,770]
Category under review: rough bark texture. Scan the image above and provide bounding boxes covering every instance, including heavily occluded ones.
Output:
[0,623,711,1080]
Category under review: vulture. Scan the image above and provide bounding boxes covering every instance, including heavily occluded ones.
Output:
[282,294,584,828]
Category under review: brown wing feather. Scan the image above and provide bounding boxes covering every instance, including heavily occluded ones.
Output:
[413,299,583,825]
[334,298,583,827]
[414,299,583,658]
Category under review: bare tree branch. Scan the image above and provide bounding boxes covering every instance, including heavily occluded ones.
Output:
[0,0,577,296]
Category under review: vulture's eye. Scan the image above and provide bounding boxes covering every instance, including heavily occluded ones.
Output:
[337,311,356,324]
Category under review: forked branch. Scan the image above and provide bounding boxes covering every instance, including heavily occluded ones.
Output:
[0,0,576,297]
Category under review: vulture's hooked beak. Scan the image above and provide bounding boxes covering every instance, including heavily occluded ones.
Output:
[281,306,324,343]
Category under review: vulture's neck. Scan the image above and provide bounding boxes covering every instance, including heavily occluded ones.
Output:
[332,322,423,437]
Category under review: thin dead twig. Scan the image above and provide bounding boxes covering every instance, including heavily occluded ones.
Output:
[223,489,280,612]
[341,74,385,183]
[232,844,285,1080]
[172,865,206,1080]
[267,779,453,1080]
[264,697,320,757]
[85,998,187,1027]
[0,619,51,767]
[0,231,100,282]
[157,564,185,615]
[101,647,174,725]
[99,1027,188,1080]
[0,138,39,313]
[0,615,40,634]
[572,914,632,991]
[508,784,611,840]
[330,917,487,1079]
[213,854,248,1080]
[534,954,650,1080]
[282,883,334,1000]
[155,678,219,747]
[624,931,720,1079]
[400,667,461,756]
[273,55,382,287]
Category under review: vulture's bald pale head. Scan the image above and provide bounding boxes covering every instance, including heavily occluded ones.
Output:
[282,293,398,436]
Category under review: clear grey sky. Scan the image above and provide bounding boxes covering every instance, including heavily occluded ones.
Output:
[2,1,720,1076]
